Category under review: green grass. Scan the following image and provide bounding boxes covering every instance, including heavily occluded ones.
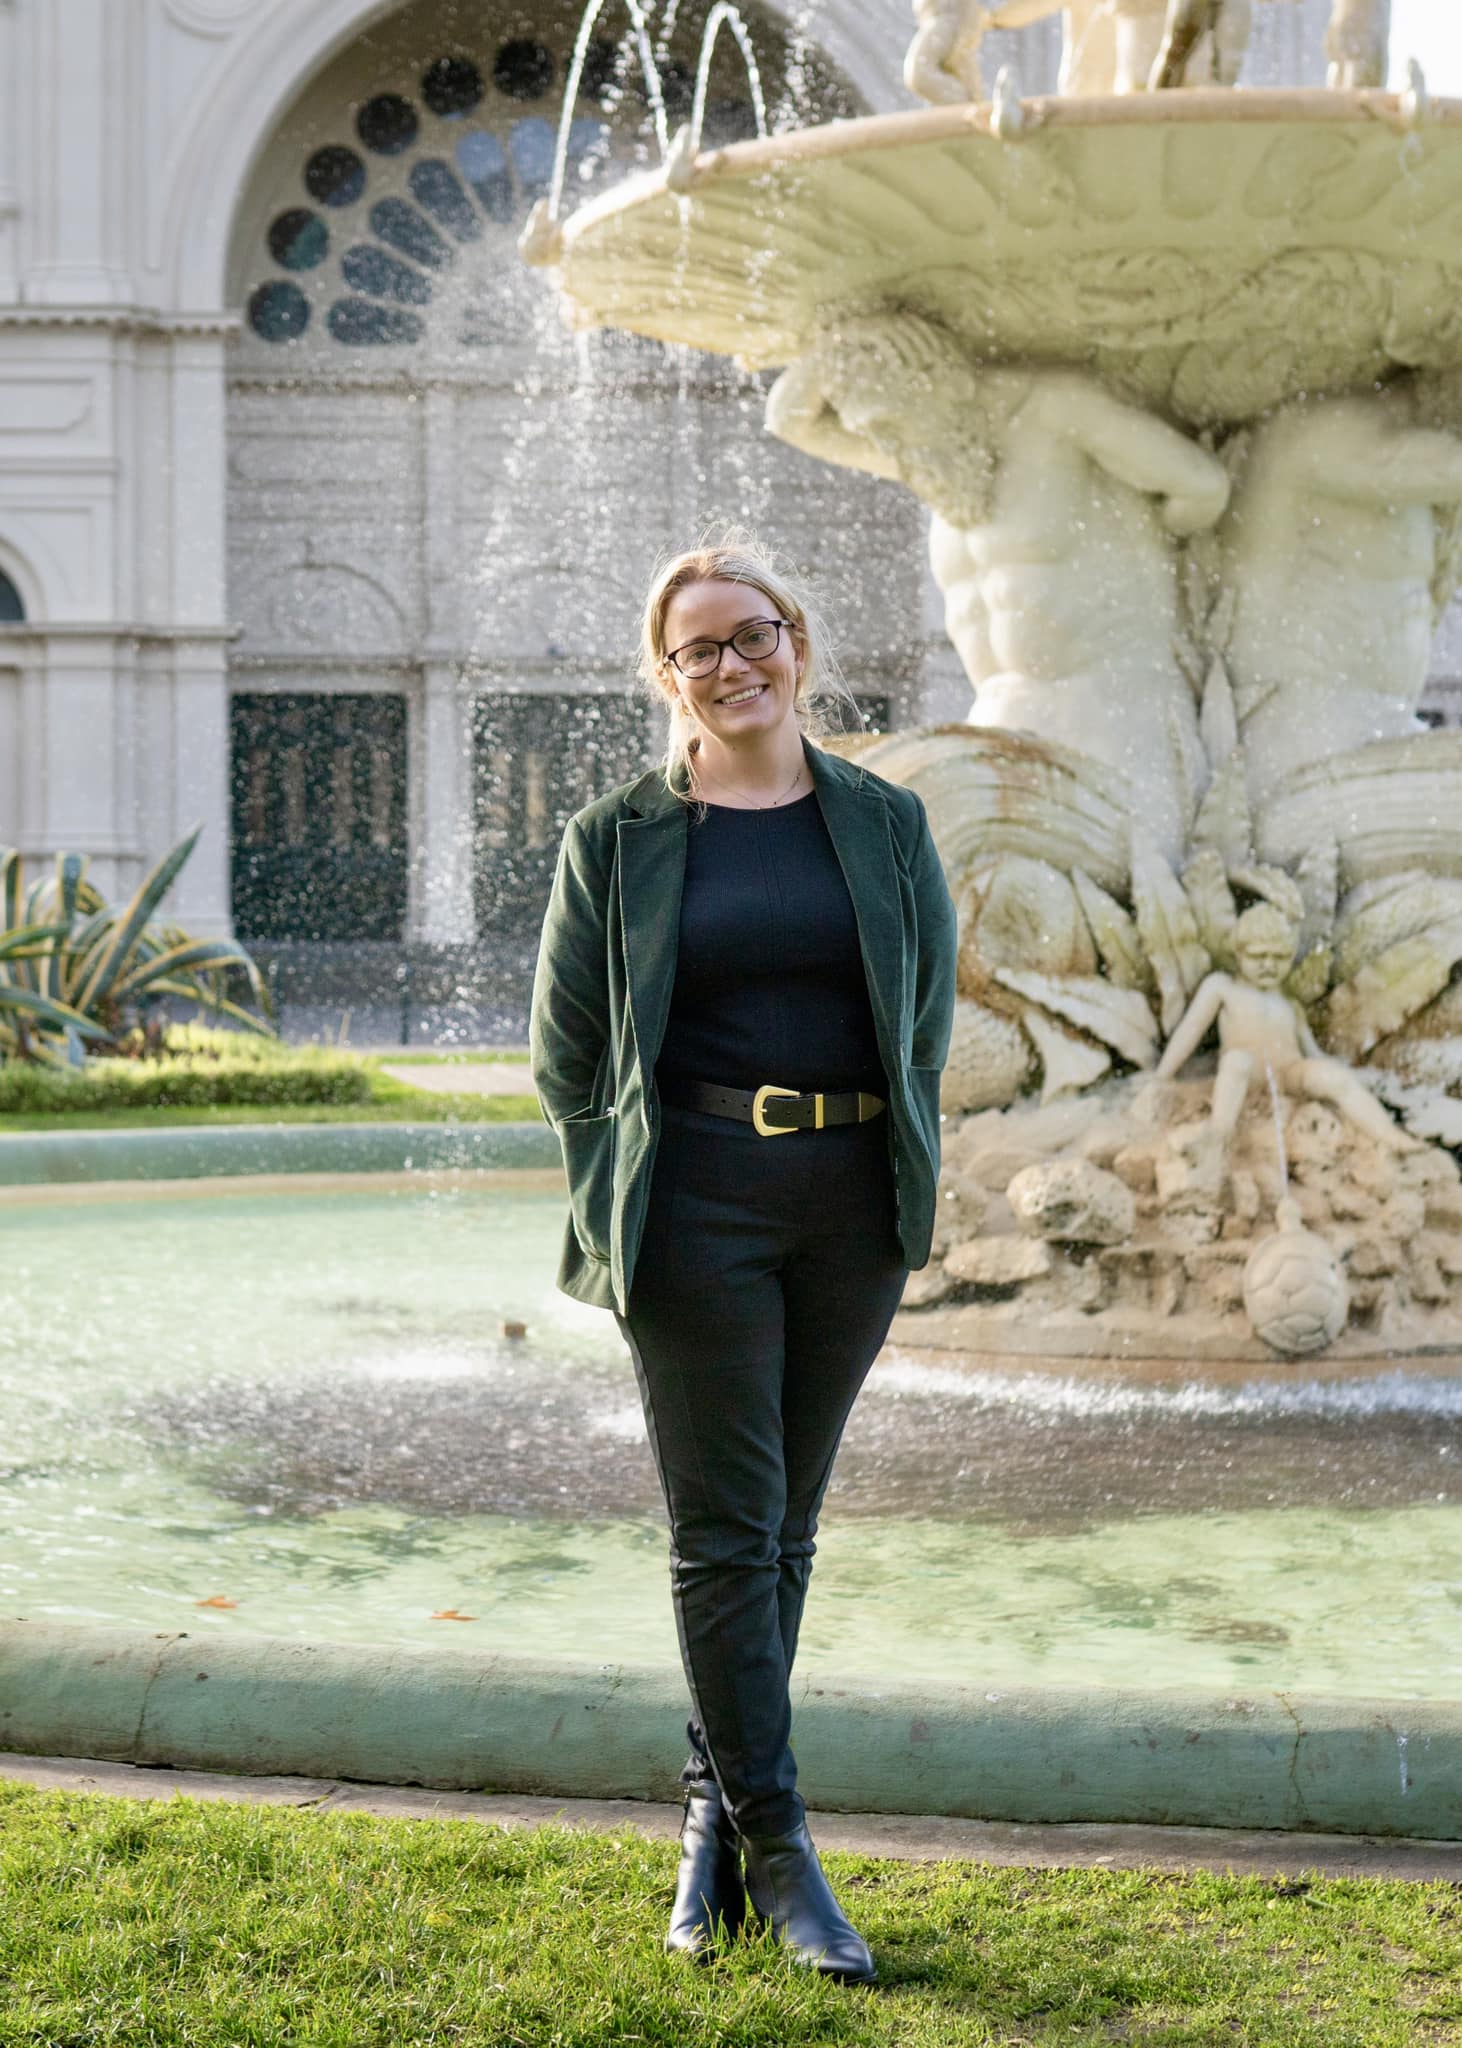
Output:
[0,1783,1457,2048]
[0,1094,543,1130]
[0,1047,543,1131]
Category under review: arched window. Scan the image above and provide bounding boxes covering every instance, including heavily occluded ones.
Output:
[240,17,825,354]
[0,571,25,623]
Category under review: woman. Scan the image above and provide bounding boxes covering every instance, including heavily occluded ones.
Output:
[529,536,957,1983]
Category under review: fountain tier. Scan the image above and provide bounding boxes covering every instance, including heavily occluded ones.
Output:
[551,92,1462,426]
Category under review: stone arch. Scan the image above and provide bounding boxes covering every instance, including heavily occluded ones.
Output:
[0,540,45,623]
[164,0,891,309]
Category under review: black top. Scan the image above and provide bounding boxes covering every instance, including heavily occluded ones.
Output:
[654,791,885,1097]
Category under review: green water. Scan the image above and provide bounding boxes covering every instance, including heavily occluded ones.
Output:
[4,1184,1458,1698]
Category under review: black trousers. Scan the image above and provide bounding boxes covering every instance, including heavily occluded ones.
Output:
[617,1103,907,1838]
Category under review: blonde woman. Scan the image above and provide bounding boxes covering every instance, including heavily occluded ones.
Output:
[530,537,957,1982]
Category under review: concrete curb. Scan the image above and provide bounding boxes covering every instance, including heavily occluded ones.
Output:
[0,1122,559,1183]
[6,1754,1460,1879]
[2,1623,1456,1841]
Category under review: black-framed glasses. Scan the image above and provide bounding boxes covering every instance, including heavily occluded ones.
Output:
[664,618,794,679]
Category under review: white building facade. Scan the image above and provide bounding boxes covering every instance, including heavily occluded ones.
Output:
[3,0,1401,1034]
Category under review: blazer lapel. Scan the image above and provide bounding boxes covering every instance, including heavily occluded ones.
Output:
[809,747,905,1059]
[616,779,688,1077]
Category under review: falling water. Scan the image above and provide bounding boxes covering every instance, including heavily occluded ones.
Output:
[1264,1058,1290,1197]
[550,0,670,221]
[689,3,770,150]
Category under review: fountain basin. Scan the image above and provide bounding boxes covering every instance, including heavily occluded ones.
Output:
[3,1619,1458,1838]
[553,92,1462,425]
[3,1176,1458,1706]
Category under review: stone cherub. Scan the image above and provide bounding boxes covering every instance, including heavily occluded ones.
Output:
[907,0,1189,99]
[906,0,1388,100]
[1146,0,1389,89]
[1149,900,1419,1163]
[767,309,1229,860]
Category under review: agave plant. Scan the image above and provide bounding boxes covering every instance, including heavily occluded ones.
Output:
[0,828,273,1067]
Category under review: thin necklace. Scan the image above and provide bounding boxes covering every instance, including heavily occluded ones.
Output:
[697,758,808,809]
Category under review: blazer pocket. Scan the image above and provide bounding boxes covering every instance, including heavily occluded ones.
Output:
[558,1110,617,1264]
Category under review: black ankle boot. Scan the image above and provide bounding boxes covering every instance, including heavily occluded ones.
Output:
[665,1777,747,1957]
[741,1821,876,1983]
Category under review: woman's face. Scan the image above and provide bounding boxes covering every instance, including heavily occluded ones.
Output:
[660,579,802,750]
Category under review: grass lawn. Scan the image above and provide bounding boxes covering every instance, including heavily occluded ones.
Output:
[0,1783,1457,2047]
[0,1096,543,1131]
[0,1056,543,1132]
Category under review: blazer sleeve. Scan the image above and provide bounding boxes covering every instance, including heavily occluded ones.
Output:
[907,793,958,1072]
[529,814,613,1129]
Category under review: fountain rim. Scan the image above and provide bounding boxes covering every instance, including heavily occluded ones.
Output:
[559,86,1462,241]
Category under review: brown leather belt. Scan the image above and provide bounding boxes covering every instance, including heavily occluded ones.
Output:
[667,1079,887,1136]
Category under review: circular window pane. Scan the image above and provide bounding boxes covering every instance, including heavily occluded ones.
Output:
[456,130,513,223]
[422,54,484,118]
[268,209,329,271]
[248,280,311,343]
[328,300,425,347]
[304,144,366,207]
[342,245,433,306]
[659,58,695,124]
[357,94,419,156]
[0,571,24,623]
[578,36,623,103]
[493,38,554,102]
[368,197,452,270]
[409,160,482,242]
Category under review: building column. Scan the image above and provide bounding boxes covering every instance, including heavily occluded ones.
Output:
[169,638,233,938]
[411,660,476,946]
[23,0,132,306]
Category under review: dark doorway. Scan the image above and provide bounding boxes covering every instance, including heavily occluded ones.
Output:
[473,691,653,939]
[230,693,408,940]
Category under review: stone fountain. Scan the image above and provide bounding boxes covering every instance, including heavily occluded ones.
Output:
[527,2,1462,1363]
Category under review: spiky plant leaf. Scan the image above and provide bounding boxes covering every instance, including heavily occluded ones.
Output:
[1071,869,1153,993]
[1131,831,1210,1038]
[69,826,202,1015]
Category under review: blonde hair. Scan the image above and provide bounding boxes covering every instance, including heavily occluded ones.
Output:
[637,529,860,800]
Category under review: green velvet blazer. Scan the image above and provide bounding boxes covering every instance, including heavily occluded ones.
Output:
[528,739,958,1313]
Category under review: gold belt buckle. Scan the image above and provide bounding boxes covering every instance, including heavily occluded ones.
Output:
[752,1083,811,1136]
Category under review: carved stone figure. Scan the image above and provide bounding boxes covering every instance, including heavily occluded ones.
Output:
[1150,901,1419,1165]
[1218,387,1462,802]
[1325,0,1390,90]
[904,0,991,103]
[1242,1197,1350,1356]
[910,0,1175,98]
[768,311,1229,860]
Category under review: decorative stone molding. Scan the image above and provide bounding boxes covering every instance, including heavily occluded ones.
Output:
[0,306,240,333]
[161,0,268,33]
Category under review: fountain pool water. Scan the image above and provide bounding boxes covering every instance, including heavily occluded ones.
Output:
[5,1180,1458,1698]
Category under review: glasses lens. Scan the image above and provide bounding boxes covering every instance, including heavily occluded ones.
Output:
[677,644,719,677]
[732,622,780,658]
